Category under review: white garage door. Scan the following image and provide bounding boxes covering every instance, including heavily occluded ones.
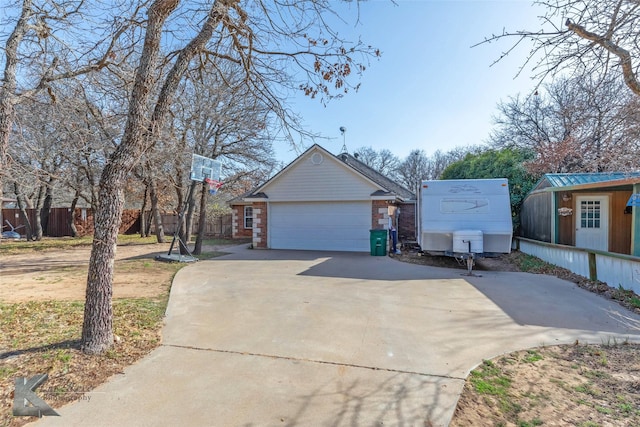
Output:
[269,201,371,252]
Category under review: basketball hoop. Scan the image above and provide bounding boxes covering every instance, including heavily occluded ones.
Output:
[156,153,223,263]
[204,178,223,195]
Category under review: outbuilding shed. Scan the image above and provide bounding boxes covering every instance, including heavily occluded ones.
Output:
[520,172,640,256]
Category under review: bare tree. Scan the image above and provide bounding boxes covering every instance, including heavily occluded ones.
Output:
[11,93,81,239]
[0,0,136,226]
[395,150,430,192]
[353,146,400,179]
[170,65,277,253]
[481,0,640,96]
[81,0,380,354]
[9,74,126,229]
[490,76,640,173]
[424,149,473,181]
[63,82,123,211]
[393,146,481,191]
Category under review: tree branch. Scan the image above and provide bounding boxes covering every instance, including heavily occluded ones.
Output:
[566,18,640,95]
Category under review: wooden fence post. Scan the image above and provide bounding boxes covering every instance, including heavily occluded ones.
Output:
[588,252,597,281]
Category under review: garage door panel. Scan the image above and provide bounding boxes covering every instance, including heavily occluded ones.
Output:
[270,236,368,251]
[271,213,368,228]
[272,226,360,239]
[270,202,371,252]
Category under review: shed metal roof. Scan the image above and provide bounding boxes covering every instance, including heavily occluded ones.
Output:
[544,172,640,188]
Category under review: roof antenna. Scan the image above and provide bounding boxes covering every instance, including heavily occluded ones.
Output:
[339,126,347,153]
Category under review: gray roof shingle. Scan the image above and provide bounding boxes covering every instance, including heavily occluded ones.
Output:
[335,152,416,200]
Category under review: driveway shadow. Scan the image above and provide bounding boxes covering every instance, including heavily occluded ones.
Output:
[463,271,640,335]
[276,372,454,427]
[219,248,457,281]
[216,247,640,335]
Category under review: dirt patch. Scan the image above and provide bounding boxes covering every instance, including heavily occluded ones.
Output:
[451,343,640,427]
[0,243,174,302]
[0,242,236,302]
[392,250,522,272]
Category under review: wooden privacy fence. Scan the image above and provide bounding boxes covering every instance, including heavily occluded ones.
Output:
[1,208,231,238]
[2,208,91,237]
[152,213,232,237]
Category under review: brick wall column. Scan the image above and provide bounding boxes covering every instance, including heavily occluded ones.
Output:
[253,202,268,249]
[371,200,389,230]
[231,206,239,238]
[398,202,416,240]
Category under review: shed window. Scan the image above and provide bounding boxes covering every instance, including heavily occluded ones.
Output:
[580,200,601,228]
[244,206,253,229]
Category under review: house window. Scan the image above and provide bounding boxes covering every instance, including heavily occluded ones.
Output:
[580,200,601,228]
[244,206,253,229]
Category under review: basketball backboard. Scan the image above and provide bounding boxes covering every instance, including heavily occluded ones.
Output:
[190,154,221,182]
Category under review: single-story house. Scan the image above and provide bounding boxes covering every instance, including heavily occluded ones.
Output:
[229,144,416,252]
[520,172,640,256]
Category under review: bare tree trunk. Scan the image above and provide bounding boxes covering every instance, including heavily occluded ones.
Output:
[82,0,180,354]
[41,181,54,236]
[33,184,45,241]
[0,1,32,235]
[69,192,79,237]
[175,166,185,236]
[140,184,149,238]
[81,167,122,354]
[149,178,165,243]
[182,180,198,250]
[193,182,208,255]
[145,211,153,236]
[175,181,186,245]
[82,0,225,354]
[13,182,33,240]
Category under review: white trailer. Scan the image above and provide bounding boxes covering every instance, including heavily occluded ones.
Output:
[417,178,513,272]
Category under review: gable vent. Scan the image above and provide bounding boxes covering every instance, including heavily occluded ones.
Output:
[310,152,323,165]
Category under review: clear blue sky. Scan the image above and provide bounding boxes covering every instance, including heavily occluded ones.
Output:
[280,0,547,163]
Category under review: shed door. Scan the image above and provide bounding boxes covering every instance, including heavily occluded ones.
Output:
[269,201,371,252]
[575,195,609,251]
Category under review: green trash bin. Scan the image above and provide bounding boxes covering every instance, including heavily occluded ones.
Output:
[369,229,388,256]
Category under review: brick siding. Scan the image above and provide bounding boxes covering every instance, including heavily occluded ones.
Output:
[231,205,253,239]
[398,202,416,241]
[371,200,389,230]
[252,202,268,249]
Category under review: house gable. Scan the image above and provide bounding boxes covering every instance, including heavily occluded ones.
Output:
[257,145,381,202]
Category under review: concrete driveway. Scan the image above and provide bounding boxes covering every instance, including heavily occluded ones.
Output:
[37,245,640,426]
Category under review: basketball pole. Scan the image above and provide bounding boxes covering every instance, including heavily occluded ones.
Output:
[157,153,219,263]
[161,181,198,262]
